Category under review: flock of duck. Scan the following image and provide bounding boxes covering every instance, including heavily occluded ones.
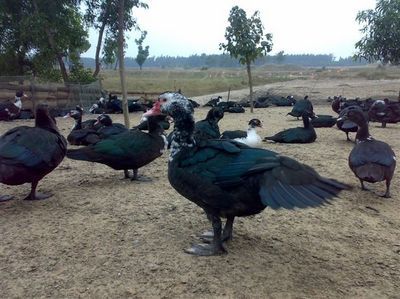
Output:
[0,92,397,256]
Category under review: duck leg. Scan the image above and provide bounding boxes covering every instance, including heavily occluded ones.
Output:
[131,169,138,181]
[185,215,226,256]
[346,132,351,141]
[199,216,235,242]
[359,179,369,191]
[383,179,391,198]
[123,169,130,179]
[222,216,235,241]
[24,180,52,200]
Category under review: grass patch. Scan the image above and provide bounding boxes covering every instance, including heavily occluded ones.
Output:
[99,65,400,97]
[100,67,299,97]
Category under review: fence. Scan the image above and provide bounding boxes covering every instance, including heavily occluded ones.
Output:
[0,76,104,113]
[0,76,164,114]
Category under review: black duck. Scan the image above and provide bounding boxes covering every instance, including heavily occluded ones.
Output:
[338,106,396,197]
[0,104,67,201]
[159,92,350,256]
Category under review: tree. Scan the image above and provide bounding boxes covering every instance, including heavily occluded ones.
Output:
[220,6,273,112]
[0,0,89,82]
[275,50,285,64]
[84,0,148,77]
[135,30,150,70]
[355,0,400,64]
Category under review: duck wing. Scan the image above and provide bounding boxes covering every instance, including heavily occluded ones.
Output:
[67,130,163,169]
[0,126,67,170]
[174,140,349,210]
[221,130,247,139]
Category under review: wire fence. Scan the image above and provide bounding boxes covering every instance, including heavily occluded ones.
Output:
[0,76,103,113]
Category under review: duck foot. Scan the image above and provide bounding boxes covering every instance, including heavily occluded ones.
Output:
[0,195,14,202]
[24,192,52,201]
[184,243,226,256]
[381,192,391,198]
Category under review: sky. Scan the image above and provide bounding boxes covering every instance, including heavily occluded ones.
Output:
[83,0,377,59]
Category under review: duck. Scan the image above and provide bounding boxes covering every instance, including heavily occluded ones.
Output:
[65,106,102,145]
[221,118,263,147]
[0,104,67,201]
[271,95,296,107]
[264,111,316,143]
[368,99,400,128]
[287,95,314,119]
[0,91,27,121]
[203,96,222,107]
[338,106,396,197]
[66,112,168,180]
[159,92,350,256]
[310,114,337,128]
[336,106,359,141]
[193,107,224,141]
[94,114,128,139]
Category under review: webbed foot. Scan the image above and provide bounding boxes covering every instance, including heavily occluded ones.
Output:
[24,192,52,201]
[184,243,226,256]
[0,195,14,202]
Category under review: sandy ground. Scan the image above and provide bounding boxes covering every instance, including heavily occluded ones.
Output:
[1,78,399,298]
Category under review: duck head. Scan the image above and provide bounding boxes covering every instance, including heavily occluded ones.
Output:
[64,106,84,120]
[95,113,113,126]
[248,118,262,128]
[35,104,59,131]
[159,92,194,119]
[206,107,224,123]
[337,106,367,127]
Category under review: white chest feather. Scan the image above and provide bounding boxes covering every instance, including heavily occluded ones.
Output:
[234,128,261,147]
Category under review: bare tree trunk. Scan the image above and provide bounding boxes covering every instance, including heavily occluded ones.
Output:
[246,61,254,113]
[117,0,130,128]
[93,21,107,78]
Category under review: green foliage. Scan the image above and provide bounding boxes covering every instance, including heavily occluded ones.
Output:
[84,0,148,74]
[219,6,273,65]
[219,5,273,111]
[102,33,119,66]
[355,0,400,64]
[0,0,89,81]
[135,31,150,69]
[68,63,98,84]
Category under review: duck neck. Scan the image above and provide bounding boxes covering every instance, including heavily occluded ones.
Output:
[302,115,311,128]
[170,113,195,158]
[73,116,82,130]
[36,113,59,133]
[148,120,164,136]
[355,121,371,142]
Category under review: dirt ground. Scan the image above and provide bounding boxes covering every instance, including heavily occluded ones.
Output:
[1,78,399,298]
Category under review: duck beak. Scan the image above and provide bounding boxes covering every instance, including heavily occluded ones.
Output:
[337,115,347,122]
[63,113,71,118]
